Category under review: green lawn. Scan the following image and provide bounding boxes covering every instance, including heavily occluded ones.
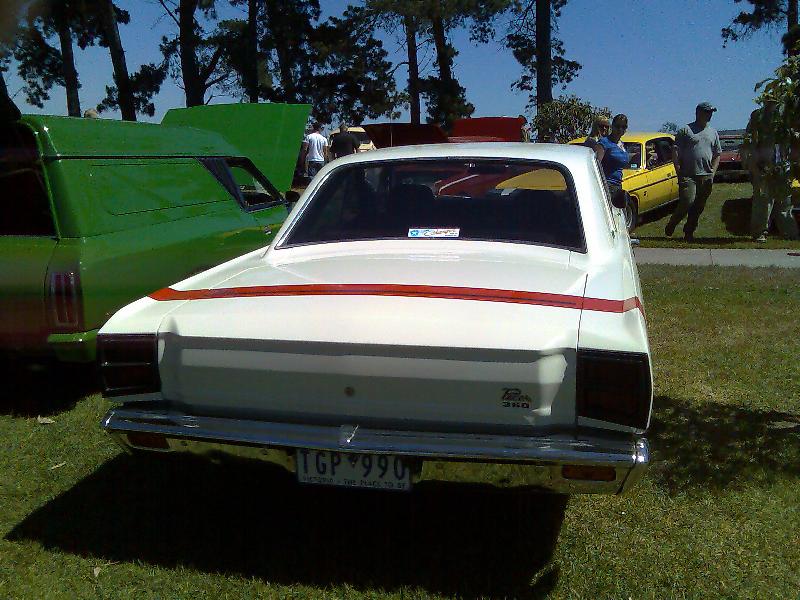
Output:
[635,182,800,249]
[1,266,798,599]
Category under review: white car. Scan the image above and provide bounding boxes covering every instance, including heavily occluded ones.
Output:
[99,143,652,495]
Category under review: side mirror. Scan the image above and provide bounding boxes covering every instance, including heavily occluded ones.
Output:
[611,188,627,209]
[284,190,300,210]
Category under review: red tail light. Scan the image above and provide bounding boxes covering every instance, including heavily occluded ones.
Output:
[576,349,651,430]
[47,270,83,330]
[98,334,161,397]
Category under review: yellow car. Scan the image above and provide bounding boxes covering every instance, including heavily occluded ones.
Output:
[570,132,678,231]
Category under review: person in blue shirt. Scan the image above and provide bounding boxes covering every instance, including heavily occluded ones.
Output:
[597,114,630,199]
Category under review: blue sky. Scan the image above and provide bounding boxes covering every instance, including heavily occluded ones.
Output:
[5,0,787,131]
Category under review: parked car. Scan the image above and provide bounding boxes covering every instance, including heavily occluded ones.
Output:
[793,179,800,229]
[1,105,307,363]
[570,132,679,231]
[716,132,747,181]
[99,142,652,496]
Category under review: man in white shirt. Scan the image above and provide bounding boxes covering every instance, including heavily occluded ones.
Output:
[302,122,328,177]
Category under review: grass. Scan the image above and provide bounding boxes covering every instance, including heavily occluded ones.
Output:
[1,266,799,599]
[633,182,800,249]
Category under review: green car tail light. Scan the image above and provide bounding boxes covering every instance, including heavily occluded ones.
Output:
[47,270,84,331]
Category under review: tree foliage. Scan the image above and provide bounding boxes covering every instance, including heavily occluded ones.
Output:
[506,0,581,111]
[660,121,679,134]
[531,94,611,143]
[722,0,799,55]
[746,41,800,182]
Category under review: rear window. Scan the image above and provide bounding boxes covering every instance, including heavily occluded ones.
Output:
[283,159,584,251]
[0,123,55,236]
[721,137,743,151]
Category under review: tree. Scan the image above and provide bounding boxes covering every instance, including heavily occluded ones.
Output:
[531,95,610,143]
[747,41,800,182]
[504,0,581,140]
[722,0,799,56]
[158,0,237,107]
[310,6,398,125]
[361,1,427,123]
[660,121,679,134]
[14,2,83,117]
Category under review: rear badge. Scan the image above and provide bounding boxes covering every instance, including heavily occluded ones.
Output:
[501,388,531,409]
[408,228,460,238]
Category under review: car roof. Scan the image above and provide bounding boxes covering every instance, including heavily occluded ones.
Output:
[332,141,593,165]
[568,132,674,145]
[621,132,674,143]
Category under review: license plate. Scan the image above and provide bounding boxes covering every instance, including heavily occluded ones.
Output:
[295,449,412,491]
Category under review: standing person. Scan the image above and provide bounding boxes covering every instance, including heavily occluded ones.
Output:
[519,115,532,142]
[664,102,722,241]
[584,115,611,162]
[330,123,360,160]
[744,101,799,242]
[597,114,630,199]
[303,122,328,177]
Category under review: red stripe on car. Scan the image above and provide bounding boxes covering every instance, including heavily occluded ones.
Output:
[149,284,643,314]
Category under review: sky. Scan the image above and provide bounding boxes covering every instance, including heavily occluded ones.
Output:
[4,0,788,132]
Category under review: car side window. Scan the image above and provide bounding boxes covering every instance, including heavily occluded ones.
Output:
[648,138,674,169]
[0,124,56,237]
[201,157,283,211]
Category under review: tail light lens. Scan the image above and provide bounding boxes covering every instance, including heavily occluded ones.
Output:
[576,349,651,430]
[47,270,83,331]
[98,334,161,397]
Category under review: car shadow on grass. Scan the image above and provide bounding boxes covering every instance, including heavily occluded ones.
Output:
[0,359,99,417]
[7,455,566,599]
[648,395,800,495]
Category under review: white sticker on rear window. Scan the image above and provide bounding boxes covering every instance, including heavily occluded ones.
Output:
[408,228,460,238]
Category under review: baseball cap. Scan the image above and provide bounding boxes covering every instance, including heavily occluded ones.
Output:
[696,102,717,112]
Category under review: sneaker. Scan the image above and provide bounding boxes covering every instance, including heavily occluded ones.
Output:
[664,222,675,237]
[753,234,767,243]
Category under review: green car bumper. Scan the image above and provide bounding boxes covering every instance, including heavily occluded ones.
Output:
[47,329,99,362]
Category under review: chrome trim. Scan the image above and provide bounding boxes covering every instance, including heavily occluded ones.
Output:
[102,408,649,494]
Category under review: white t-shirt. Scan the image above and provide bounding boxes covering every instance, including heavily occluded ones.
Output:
[304,132,327,162]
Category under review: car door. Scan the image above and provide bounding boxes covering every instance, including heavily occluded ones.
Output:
[645,137,678,209]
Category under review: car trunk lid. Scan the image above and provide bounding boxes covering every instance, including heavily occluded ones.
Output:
[155,247,587,432]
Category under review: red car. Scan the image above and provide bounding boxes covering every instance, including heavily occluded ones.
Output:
[715,132,748,181]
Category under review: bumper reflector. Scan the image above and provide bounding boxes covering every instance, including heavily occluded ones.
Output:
[561,465,617,482]
[127,432,170,450]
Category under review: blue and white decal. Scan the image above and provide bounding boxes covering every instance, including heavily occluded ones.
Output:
[408,228,460,238]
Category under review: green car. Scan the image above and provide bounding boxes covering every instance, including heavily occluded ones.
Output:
[0,103,309,363]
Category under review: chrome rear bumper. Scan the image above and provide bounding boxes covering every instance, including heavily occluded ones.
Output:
[102,408,649,494]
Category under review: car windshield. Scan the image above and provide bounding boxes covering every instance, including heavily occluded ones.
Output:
[721,137,743,151]
[283,159,584,251]
[623,142,643,169]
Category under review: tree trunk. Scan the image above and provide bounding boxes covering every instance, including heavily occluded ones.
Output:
[788,0,798,56]
[179,0,205,106]
[101,0,135,120]
[263,0,297,102]
[56,20,81,117]
[245,0,259,102]
[535,0,552,141]
[403,13,420,124]
[430,14,452,83]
